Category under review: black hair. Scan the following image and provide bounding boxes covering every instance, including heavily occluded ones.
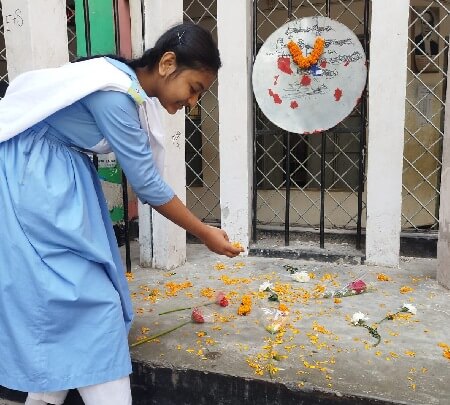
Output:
[77,22,221,74]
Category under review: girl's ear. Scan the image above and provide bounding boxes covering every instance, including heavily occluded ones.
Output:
[158,51,177,77]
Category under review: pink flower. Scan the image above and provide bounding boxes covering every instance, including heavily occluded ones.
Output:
[191,307,205,323]
[215,292,229,307]
[348,279,367,294]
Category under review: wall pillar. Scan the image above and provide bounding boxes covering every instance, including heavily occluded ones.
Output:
[437,48,450,289]
[2,0,68,80]
[365,0,410,267]
[141,0,186,269]
[217,0,253,252]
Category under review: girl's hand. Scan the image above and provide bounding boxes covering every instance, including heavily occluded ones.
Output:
[201,225,244,258]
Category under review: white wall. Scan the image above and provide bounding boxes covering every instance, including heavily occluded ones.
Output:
[365,0,410,267]
[1,0,68,80]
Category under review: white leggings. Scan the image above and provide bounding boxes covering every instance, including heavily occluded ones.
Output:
[24,376,132,405]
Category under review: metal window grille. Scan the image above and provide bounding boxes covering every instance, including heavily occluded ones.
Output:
[403,1,449,233]
[66,0,77,61]
[0,5,9,98]
[184,0,221,225]
[253,0,369,248]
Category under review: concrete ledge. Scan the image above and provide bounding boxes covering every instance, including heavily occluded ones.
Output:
[249,246,364,265]
[127,361,404,405]
[1,365,406,405]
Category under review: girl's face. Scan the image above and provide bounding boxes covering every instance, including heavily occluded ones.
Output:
[158,68,216,115]
[141,52,216,115]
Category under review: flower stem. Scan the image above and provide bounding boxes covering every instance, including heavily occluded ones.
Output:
[362,324,381,347]
[159,301,214,316]
[159,307,192,315]
[130,320,191,347]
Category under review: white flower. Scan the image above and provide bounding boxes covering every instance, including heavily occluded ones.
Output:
[291,271,310,283]
[402,303,417,315]
[351,311,369,325]
[259,281,273,292]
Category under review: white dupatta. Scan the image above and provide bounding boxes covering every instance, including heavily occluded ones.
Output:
[0,57,165,173]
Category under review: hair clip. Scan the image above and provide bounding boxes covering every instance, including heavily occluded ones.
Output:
[177,30,185,45]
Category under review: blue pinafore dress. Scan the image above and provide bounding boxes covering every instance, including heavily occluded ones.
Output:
[0,60,174,392]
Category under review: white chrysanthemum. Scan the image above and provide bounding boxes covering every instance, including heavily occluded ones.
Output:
[402,303,417,315]
[291,271,310,283]
[259,281,273,292]
[351,311,369,325]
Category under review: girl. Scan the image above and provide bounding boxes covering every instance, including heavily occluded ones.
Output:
[0,22,242,405]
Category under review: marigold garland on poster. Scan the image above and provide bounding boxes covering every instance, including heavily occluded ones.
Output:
[287,37,325,69]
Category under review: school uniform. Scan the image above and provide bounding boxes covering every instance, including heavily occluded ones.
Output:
[0,59,173,394]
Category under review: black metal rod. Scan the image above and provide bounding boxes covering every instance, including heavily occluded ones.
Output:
[113,0,121,55]
[140,0,145,54]
[320,132,326,248]
[82,0,91,56]
[288,0,293,20]
[112,0,131,272]
[252,0,258,243]
[122,173,131,273]
[326,0,331,17]
[285,132,291,246]
[356,0,370,250]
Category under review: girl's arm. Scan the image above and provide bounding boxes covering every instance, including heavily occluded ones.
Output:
[153,195,243,258]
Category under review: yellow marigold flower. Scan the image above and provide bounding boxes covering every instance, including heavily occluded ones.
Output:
[200,287,214,298]
[334,298,342,304]
[214,262,226,270]
[377,273,391,281]
[400,286,414,294]
[238,295,252,316]
[231,241,244,249]
[313,321,330,335]
[278,303,289,312]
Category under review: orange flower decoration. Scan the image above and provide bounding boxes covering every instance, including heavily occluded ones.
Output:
[238,295,252,316]
[287,37,325,69]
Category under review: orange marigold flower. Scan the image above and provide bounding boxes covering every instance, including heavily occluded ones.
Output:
[377,273,391,281]
[287,37,325,69]
[278,303,289,312]
[400,286,414,294]
[238,295,252,316]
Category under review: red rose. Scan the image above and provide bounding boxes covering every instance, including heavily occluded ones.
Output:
[215,292,229,307]
[348,279,367,294]
[191,307,205,323]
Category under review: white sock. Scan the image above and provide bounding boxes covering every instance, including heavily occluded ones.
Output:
[25,396,47,405]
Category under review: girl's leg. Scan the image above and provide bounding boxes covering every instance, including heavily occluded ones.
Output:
[25,390,68,405]
[77,376,132,405]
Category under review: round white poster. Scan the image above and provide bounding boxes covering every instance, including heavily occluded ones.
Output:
[252,16,367,134]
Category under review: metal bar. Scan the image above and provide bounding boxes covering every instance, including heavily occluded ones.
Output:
[285,132,291,246]
[320,132,326,248]
[122,173,131,273]
[113,0,121,55]
[252,0,258,243]
[356,0,370,250]
[112,0,131,272]
[284,0,293,246]
[140,0,145,54]
[82,0,91,56]
[436,35,449,225]
[319,0,331,249]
